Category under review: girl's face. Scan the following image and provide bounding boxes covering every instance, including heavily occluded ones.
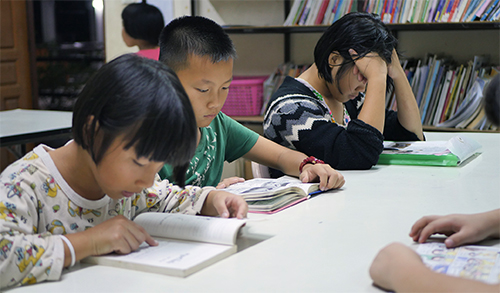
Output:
[92,135,164,200]
[326,54,368,103]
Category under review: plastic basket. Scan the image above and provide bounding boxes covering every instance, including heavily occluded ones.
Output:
[221,76,268,116]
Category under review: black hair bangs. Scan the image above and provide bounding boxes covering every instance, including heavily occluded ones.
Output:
[73,54,197,185]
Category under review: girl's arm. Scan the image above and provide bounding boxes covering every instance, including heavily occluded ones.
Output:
[351,49,388,133]
[243,136,345,191]
[143,176,247,218]
[388,50,424,141]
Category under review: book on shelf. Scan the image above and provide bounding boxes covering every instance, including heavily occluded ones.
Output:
[378,135,482,166]
[82,213,246,277]
[415,242,500,284]
[438,77,487,128]
[223,176,328,214]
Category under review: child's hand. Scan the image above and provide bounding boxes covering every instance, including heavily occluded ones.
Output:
[387,49,405,80]
[300,163,345,191]
[216,177,245,189]
[409,210,500,248]
[84,215,158,256]
[349,49,387,81]
[369,242,425,291]
[201,190,248,219]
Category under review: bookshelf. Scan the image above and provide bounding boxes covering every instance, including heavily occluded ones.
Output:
[225,21,500,63]
[220,0,499,132]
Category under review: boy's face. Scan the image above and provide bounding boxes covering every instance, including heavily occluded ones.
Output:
[176,54,233,128]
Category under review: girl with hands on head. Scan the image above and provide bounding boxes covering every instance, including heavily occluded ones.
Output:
[264,12,424,171]
[0,54,247,289]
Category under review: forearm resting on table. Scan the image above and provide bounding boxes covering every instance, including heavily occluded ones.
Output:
[62,232,94,267]
[244,137,305,177]
[392,264,499,292]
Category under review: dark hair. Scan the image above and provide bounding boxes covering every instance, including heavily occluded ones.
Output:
[122,2,165,46]
[314,12,397,94]
[484,74,500,126]
[72,54,197,186]
[158,16,237,71]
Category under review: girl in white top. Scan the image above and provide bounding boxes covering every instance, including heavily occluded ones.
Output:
[0,54,247,289]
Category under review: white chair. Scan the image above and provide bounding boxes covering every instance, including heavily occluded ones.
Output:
[251,161,270,178]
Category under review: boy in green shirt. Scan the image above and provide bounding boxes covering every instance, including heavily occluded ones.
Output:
[158,16,344,191]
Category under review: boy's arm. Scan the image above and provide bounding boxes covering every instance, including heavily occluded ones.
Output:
[243,136,344,190]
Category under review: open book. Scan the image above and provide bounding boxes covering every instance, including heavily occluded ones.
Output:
[415,242,500,284]
[82,213,246,277]
[223,176,323,214]
[378,135,482,166]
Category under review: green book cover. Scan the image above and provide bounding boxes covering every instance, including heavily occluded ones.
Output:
[378,135,482,167]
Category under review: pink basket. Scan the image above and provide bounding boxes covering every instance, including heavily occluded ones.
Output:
[221,76,268,116]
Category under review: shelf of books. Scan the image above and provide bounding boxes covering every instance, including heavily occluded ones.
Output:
[224,21,499,34]
[283,0,500,27]
[258,59,499,132]
[388,55,498,131]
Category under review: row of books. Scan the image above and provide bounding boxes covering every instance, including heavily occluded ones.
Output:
[284,0,359,26]
[365,0,500,23]
[385,55,498,130]
[284,0,500,26]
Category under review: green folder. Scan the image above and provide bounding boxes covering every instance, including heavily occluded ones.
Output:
[378,135,482,167]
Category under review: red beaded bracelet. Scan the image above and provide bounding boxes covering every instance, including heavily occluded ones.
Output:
[299,156,325,173]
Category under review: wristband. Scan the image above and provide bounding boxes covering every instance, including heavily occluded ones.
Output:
[60,235,76,267]
[299,156,325,173]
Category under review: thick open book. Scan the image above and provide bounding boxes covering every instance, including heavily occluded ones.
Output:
[223,176,322,214]
[415,242,500,284]
[82,213,246,277]
[378,135,482,166]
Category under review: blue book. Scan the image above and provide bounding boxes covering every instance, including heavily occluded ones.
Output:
[434,0,447,22]
[421,58,441,123]
[416,65,430,107]
[463,0,480,21]
[481,0,499,20]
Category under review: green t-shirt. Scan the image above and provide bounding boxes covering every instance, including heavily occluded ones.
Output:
[158,112,259,187]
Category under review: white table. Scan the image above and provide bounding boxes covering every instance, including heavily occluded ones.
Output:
[8,132,500,293]
[0,109,73,157]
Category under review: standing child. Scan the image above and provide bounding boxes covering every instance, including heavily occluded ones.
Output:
[157,16,345,191]
[0,54,247,289]
[263,12,424,170]
[121,1,164,60]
